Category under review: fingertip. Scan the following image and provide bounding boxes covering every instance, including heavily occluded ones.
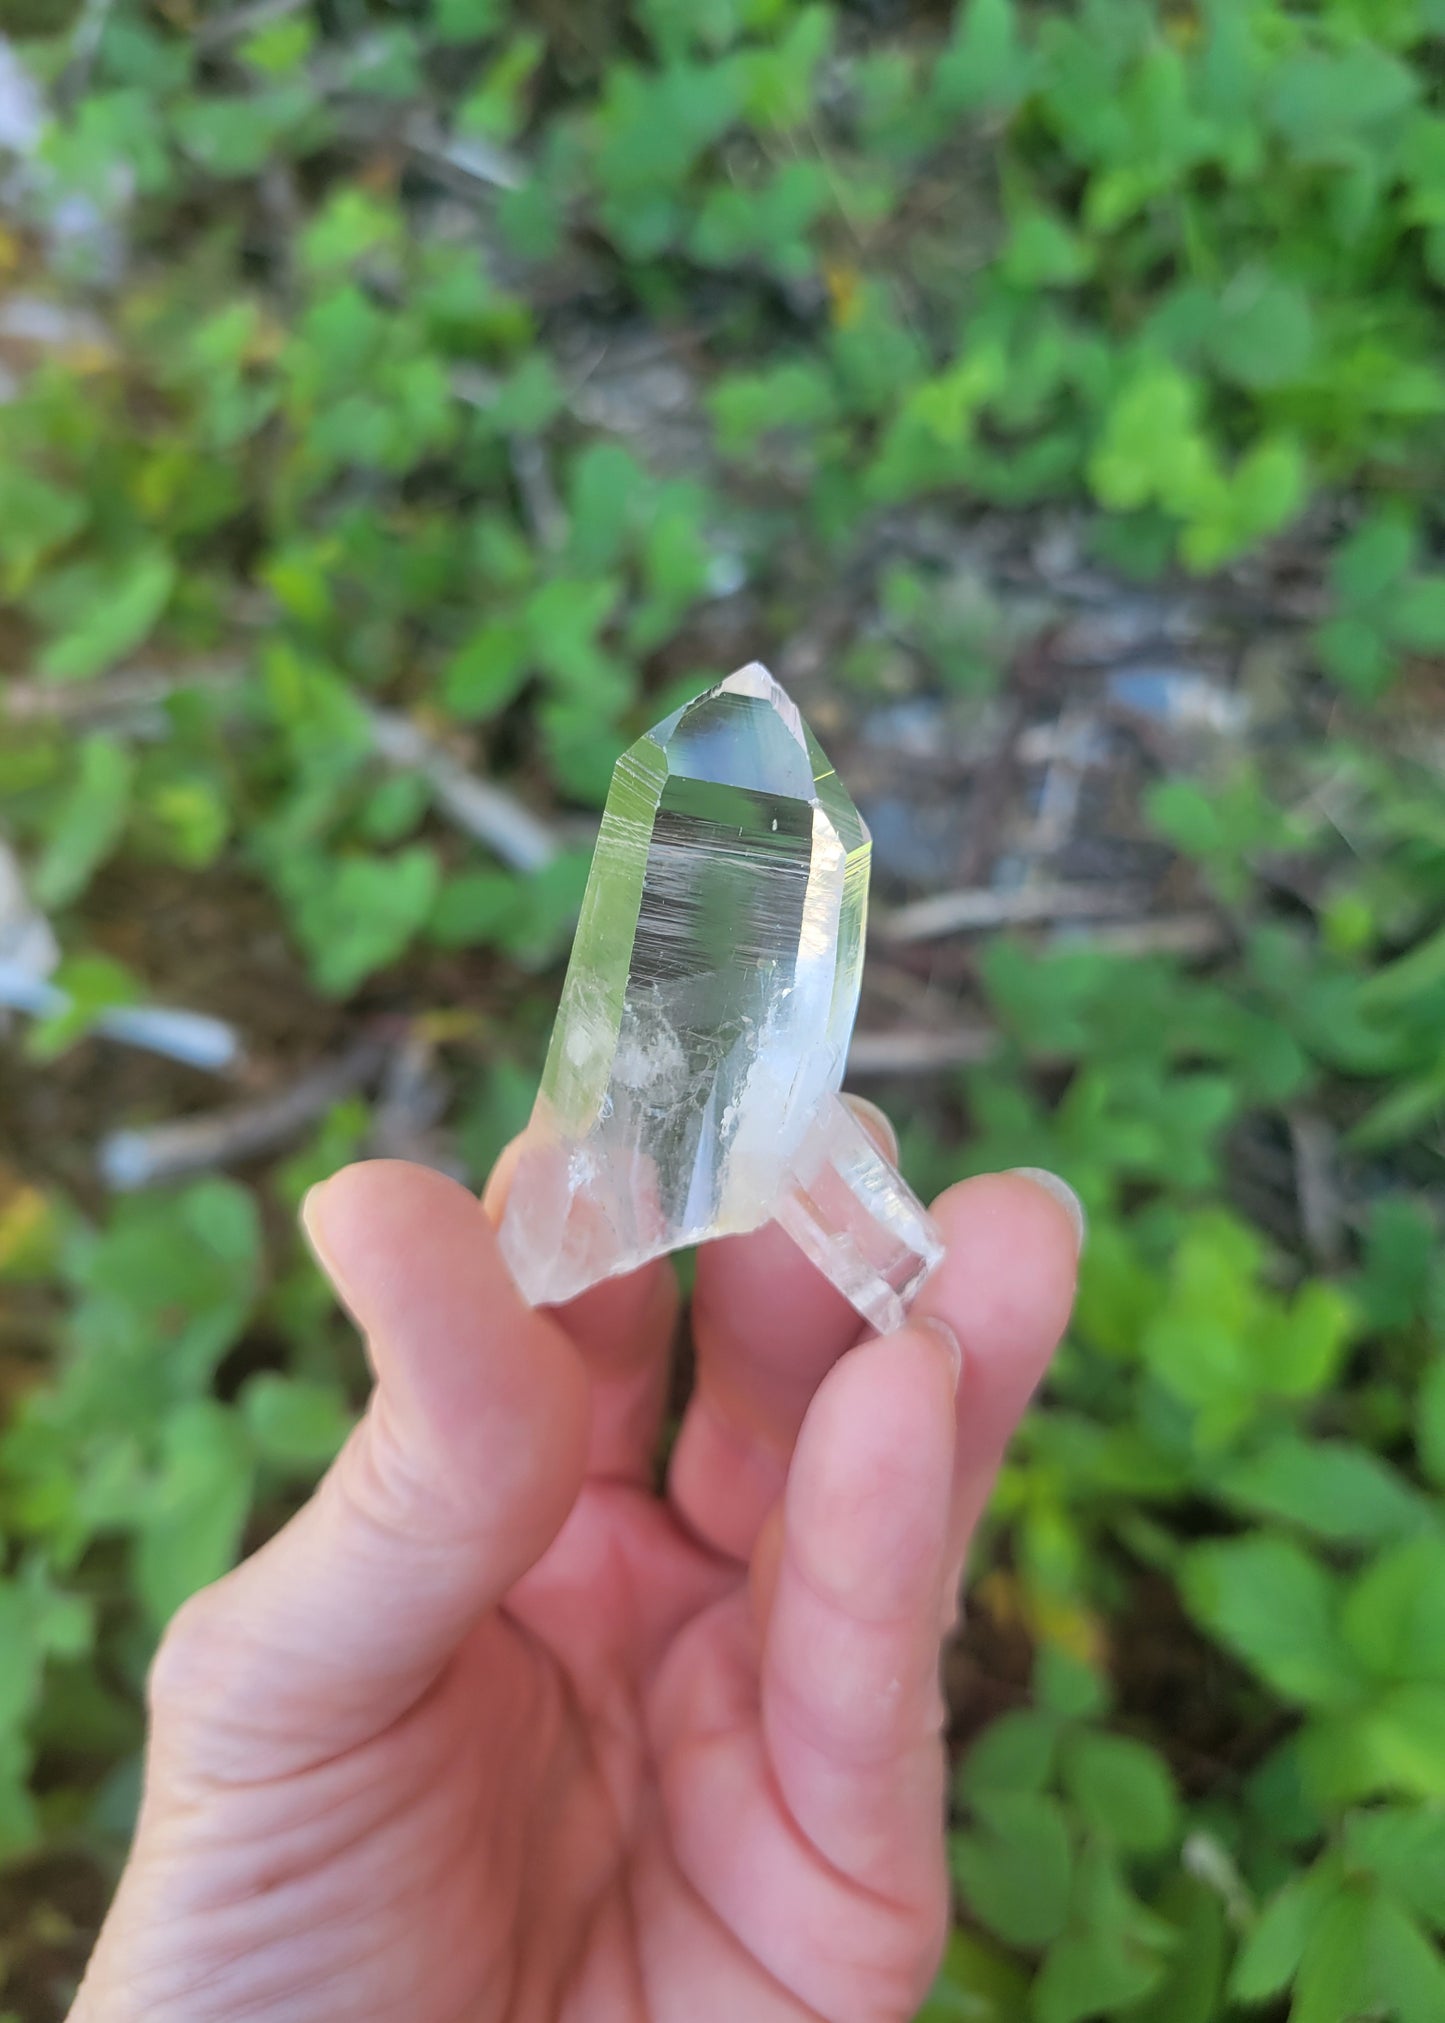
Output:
[841,1091,899,1163]
[480,1134,526,1223]
[915,1170,1080,1574]
[1006,1166,1086,1255]
[299,1156,586,1463]
[917,1314,963,1393]
[301,1158,484,1297]
[920,1169,1080,1367]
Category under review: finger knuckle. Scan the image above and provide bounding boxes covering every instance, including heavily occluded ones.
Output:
[146,1582,238,1723]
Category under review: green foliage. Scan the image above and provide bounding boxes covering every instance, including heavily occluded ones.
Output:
[949,1664,1182,2021]
[3,0,1445,2015]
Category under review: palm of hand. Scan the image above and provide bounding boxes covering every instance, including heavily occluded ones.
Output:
[74,1158,1076,2023]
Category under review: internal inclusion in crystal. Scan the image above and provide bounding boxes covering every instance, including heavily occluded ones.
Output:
[498,664,944,1333]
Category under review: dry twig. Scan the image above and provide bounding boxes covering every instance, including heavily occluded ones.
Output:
[99,1036,387,1190]
[880,882,1148,944]
[848,1026,995,1075]
[364,707,561,873]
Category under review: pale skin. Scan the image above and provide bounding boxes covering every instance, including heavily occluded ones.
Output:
[70,1129,1080,2023]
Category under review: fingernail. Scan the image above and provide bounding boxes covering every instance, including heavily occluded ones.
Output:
[1008,1168,1087,1254]
[920,1315,963,1393]
[300,1178,345,1280]
[843,1092,899,1162]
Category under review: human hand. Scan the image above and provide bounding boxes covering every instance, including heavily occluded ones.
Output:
[71,1133,1080,2023]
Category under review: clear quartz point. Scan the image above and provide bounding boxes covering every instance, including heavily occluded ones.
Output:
[497,663,944,1333]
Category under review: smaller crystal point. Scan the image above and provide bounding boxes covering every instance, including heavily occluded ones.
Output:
[498,664,943,1329]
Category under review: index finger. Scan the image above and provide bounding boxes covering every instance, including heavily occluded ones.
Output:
[667,1097,898,1559]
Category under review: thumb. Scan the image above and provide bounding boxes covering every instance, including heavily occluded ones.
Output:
[147,1160,589,1782]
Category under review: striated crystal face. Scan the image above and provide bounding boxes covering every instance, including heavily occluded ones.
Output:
[499,664,942,1332]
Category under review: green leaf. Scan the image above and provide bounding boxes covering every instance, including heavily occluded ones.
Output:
[1060,1730,1179,1853]
[1034,1647,1111,1722]
[289,847,442,996]
[457,31,544,144]
[26,955,142,1063]
[432,0,504,43]
[1210,269,1315,390]
[1349,1064,1445,1150]
[1229,435,1308,542]
[917,1927,1029,2022]
[958,1710,1061,1802]
[1181,1536,1359,1709]
[951,1790,1074,1949]
[1345,1808,1445,1933]
[239,14,314,75]
[0,1585,47,1734]
[1342,1537,1445,1684]
[1306,1686,1445,1804]
[497,848,591,965]
[35,546,177,683]
[567,443,649,571]
[428,870,524,950]
[1267,48,1418,156]
[1216,1436,1430,1547]
[1359,1197,1435,1331]
[1146,779,1225,857]
[134,1401,255,1626]
[1365,1893,1445,2023]
[241,1375,353,1472]
[1332,512,1417,608]
[933,0,1034,116]
[1088,364,1199,514]
[61,1179,261,1414]
[171,83,316,177]
[444,620,533,719]
[1292,1881,1376,2023]
[1000,207,1092,289]
[1391,576,1445,654]
[1267,1281,1357,1397]
[1231,1861,1340,2004]
[299,188,401,276]
[595,58,744,211]
[0,467,87,592]
[740,5,831,129]
[1031,1846,1175,2023]
[31,735,135,910]
[1119,1873,1226,2023]
[1316,614,1397,698]
[1419,1359,1445,1493]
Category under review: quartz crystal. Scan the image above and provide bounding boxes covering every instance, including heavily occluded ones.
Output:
[498,664,944,1333]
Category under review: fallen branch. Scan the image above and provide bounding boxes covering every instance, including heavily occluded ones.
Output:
[847,1026,995,1075]
[194,0,309,51]
[0,844,58,978]
[509,435,566,553]
[1289,1111,1346,1268]
[403,118,526,194]
[879,882,1148,944]
[1064,913,1227,959]
[3,661,245,726]
[7,680,563,872]
[99,1036,387,1190]
[0,959,241,1074]
[364,707,560,873]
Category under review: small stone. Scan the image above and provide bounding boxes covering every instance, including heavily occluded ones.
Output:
[499,665,943,1332]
